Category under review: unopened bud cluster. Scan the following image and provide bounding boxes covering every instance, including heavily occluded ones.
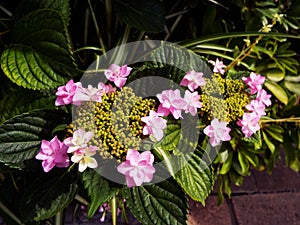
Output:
[72,87,156,162]
[200,74,249,122]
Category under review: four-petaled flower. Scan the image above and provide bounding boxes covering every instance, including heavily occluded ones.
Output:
[256,89,272,106]
[64,128,94,153]
[242,72,265,94]
[157,89,187,119]
[183,90,202,116]
[203,119,231,147]
[237,112,261,138]
[55,79,80,106]
[35,136,70,172]
[180,70,206,91]
[73,84,103,104]
[104,64,132,88]
[141,110,167,141]
[208,58,227,75]
[246,100,266,116]
[117,149,155,188]
[70,146,98,172]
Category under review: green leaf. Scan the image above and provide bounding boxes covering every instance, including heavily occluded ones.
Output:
[262,131,276,153]
[1,9,78,90]
[237,151,249,174]
[265,127,284,142]
[0,110,69,168]
[15,0,70,24]
[113,0,164,32]
[155,124,181,151]
[20,170,77,222]
[219,151,233,175]
[265,68,285,82]
[149,43,212,83]
[264,80,288,105]
[123,179,188,225]
[82,170,119,218]
[0,89,56,124]
[240,150,258,167]
[285,81,300,96]
[174,149,214,204]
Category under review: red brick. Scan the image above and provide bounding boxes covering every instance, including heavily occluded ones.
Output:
[232,192,300,225]
[252,164,300,192]
[188,196,232,225]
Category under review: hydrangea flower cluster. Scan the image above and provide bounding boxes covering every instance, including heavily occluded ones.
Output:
[237,72,271,137]
[35,59,272,188]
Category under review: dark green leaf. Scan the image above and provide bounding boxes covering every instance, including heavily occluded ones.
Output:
[262,131,276,153]
[82,170,119,218]
[20,170,77,222]
[0,89,56,124]
[155,124,181,151]
[237,151,249,174]
[174,149,214,204]
[113,0,164,32]
[0,110,69,168]
[15,0,70,24]
[123,179,188,225]
[1,9,78,90]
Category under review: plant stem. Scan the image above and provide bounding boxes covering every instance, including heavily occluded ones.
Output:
[260,117,300,123]
[88,0,106,53]
[110,194,117,225]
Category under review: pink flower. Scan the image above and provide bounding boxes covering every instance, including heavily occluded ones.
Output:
[183,90,202,116]
[203,119,231,147]
[55,80,81,106]
[97,82,116,94]
[208,58,226,75]
[180,70,206,91]
[73,84,102,104]
[117,149,155,188]
[242,72,265,94]
[35,136,70,172]
[157,89,187,119]
[104,64,132,88]
[237,112,261,138]
[64,129,94,153]
[71,146,98,172]
[141,110,167,141]
[246,100,266,116]
[256,89,272,106]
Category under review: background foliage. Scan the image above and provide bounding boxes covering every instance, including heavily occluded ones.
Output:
[0,0,299,224]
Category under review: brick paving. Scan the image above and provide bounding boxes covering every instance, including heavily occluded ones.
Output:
[188,162,300,225]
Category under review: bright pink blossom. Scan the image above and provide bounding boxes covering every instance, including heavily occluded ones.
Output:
[242,72,265,94]
[141,110,167,141]
[71,146,98,172]
[203,119,231,147]
[35,136,70,172]
[246,100,266,116]
[208,58,226,75]
[256,89,272,106]
[64,129,94,153]
[117,149,155,188]
[55,80,80,106]
[183,90,202,116]
[180,70,206,91]
[157,89,187,119]
[104,64,132,88]
[237,112,261,138]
